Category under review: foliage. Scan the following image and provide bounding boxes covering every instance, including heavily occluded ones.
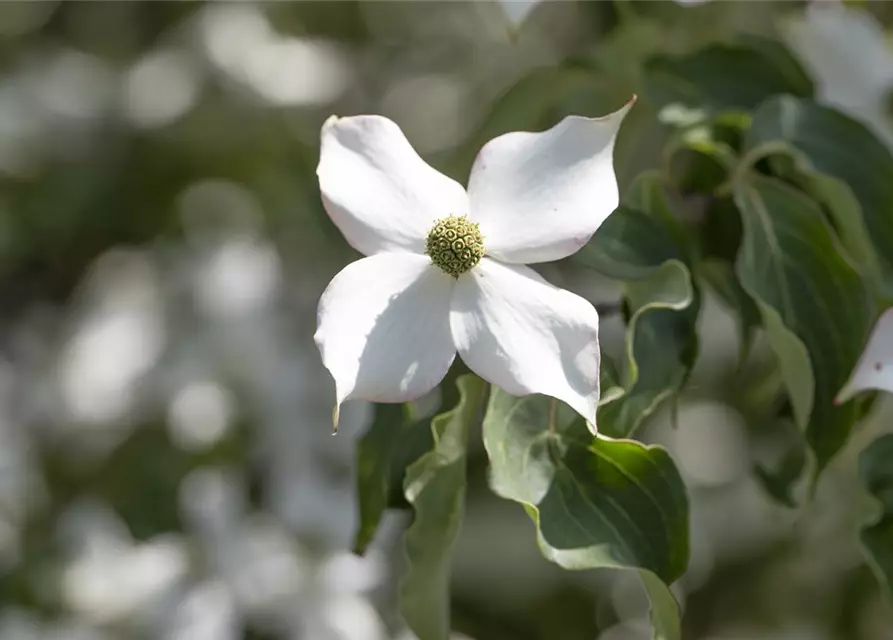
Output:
[3,2,893,640]
[358,10,893,636]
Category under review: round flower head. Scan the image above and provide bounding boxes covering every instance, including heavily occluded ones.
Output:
[425,215,485,277]
[314,98,636,431]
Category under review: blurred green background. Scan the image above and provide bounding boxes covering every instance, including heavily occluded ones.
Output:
[0,1,892,638]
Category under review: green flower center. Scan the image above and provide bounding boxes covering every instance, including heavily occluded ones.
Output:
[425,215,485,278]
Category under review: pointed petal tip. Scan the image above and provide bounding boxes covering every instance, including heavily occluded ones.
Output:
[832,388,848,406]
[315,253,457,414]
[834,307,893,404]
[590,95,637,122]
[450,260,601,426]
[467,102,630,264]
[322,114,340,130]
[320,114,341,143]
[332,404,340,435]
[610,95,637,119]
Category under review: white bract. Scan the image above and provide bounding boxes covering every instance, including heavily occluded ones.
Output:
[837,308,893,404]
[314,100,634,431]
[498,0,540,30]
[784,1,893,150]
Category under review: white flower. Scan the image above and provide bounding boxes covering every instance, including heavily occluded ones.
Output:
[498,0,540,30]
[783,1,893,150]
[837,308,893,404]
[314,100,635,431]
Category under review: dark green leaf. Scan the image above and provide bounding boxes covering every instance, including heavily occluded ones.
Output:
[733,174,875,474]
[698,259,760,358]
[624,172,688,250]
[695,193,761,363]
[745,95,893,283]
[667,142,736,194]
[600,354,626,407]
[643,36,813,119]
[353,403,408,554]
[574,206,679,280]
[353,368,467,554]
[598,262,698,438]
[858,433,893,601]
[732,34,814,97]
[752,418,808,508]
[483,389,688,640]
[399,375,486,640]
[574,178,698,437]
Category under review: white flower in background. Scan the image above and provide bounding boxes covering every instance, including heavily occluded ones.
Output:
[498,0,540,30]
[314,99,634,430]
[784,1,893,150]
[837,308,893,403]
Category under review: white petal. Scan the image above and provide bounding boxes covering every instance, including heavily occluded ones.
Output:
[836,308,893,404]
[466,100,634,264]
[315,253,457,419]
[450,258,600,427]
[317,115,469,256]
[499,0,539,29]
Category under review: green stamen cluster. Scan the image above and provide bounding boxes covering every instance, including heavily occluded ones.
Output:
[425,215,485,278]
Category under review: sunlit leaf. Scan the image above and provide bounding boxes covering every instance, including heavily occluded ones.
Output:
[483,389,688,640]
[598,261,697,438]
[600,353,626,407]
[574,177,698,437]
[399,375,486,640]
[353,403,408,554]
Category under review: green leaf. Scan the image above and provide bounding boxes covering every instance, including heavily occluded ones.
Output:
[732,34,814,97]
[745,96,893,282]
[733,174,875,474]
[667,138,738,195]
[858,433,893,601]
[574,179,698,437]
[643,36,813,120]
[624,171,689,252]
[598,262,697,438]
[697,258,760,364]
[575,206,679,281]
[600,354,626,407]
[483,388,688,640]
[691,187,764,364]
[399,375,486,640]
[752,418,808,508]
[353,368,469,554]
[641,571,684,640]
[353,403,408,554]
